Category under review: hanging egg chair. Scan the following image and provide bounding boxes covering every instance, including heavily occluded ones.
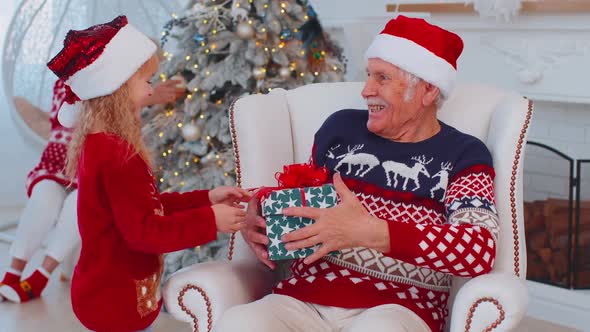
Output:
[2,0,182,151]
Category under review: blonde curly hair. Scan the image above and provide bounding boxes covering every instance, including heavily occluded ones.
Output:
[66,54,160,178]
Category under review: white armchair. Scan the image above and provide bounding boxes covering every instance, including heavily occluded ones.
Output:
[163,82,532,332]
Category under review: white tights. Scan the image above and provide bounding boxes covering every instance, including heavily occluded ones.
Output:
[9,180,80,263]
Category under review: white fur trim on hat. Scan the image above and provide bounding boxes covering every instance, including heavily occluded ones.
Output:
[57,101,82,128]
[365,34,457,98]
[66,24,156,100]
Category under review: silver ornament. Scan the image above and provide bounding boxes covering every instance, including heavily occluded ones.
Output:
[236,21,255,39]
[182,123,202,141]
[268,19,281,34]
[252,67,266,80]
[279,66,291,79]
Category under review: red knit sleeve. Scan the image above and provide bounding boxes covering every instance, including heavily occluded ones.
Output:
[102,154,217,254]
[159,190,211,215]
[385,165,498,277]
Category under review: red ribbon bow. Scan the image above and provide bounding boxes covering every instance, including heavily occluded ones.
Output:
[254,163,330,202]
[275,163,330,188]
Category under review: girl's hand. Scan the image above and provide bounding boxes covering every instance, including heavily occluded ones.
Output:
[141,79,186,107]
[212,204,247,233]
[209,186,252,205]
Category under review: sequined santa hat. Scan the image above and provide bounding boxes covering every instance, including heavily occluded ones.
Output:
[365,15,464,98]
[47,15,156,128]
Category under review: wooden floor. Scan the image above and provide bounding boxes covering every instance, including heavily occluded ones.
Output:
[0,226,191,332]
[0,224,580,332]
[0,279,190,332]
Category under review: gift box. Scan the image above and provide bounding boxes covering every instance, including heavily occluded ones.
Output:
[262,183,339,260]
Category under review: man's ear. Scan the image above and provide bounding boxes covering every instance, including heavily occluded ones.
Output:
[422,83,440,107]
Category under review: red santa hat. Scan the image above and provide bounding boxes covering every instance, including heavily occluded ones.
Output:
[365,15,464,98]
[47,15,156,128]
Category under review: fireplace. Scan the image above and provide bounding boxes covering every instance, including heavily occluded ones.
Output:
[522,100,590,290]
[523,142,572,288]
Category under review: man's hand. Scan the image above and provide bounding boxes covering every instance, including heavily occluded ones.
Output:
[209,186,251,206]
[141,79,186,107]
[241,194,276,270]
[282,173,390,265]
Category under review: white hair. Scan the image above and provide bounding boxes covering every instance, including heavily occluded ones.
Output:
[402,70,445,109]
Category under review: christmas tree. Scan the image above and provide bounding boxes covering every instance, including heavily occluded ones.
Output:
[142,0,346,282]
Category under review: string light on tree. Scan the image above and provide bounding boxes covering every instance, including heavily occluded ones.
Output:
[252,67,266,80]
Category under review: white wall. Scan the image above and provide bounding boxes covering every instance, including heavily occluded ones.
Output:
[525,102,590,202]
[0,0,39,209]
[312,0,394,82]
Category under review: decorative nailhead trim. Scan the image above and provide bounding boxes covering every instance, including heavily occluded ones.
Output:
[510,99,533,277]
[177,284,213,332]
[228,99,241,262]
[465,297,505,332]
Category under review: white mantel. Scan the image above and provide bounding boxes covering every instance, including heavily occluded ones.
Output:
[313,0,590,104]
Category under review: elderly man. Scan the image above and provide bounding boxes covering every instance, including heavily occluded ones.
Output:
[214,16,498,332]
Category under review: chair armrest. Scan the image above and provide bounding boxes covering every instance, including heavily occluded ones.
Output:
[450,273,528,332]
[163,260,276,332]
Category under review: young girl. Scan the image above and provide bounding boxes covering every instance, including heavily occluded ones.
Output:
[43,16,249,331]
[0,68,186,305]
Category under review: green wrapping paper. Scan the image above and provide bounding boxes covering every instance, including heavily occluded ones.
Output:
[261,184,339,260]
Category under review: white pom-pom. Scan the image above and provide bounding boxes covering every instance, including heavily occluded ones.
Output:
[57,101,82,128]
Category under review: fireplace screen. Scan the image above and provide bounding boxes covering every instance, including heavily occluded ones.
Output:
[574,160,590,289]
[524,141,588,289]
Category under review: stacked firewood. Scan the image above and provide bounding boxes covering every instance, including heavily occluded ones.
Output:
[524,199,590,287]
